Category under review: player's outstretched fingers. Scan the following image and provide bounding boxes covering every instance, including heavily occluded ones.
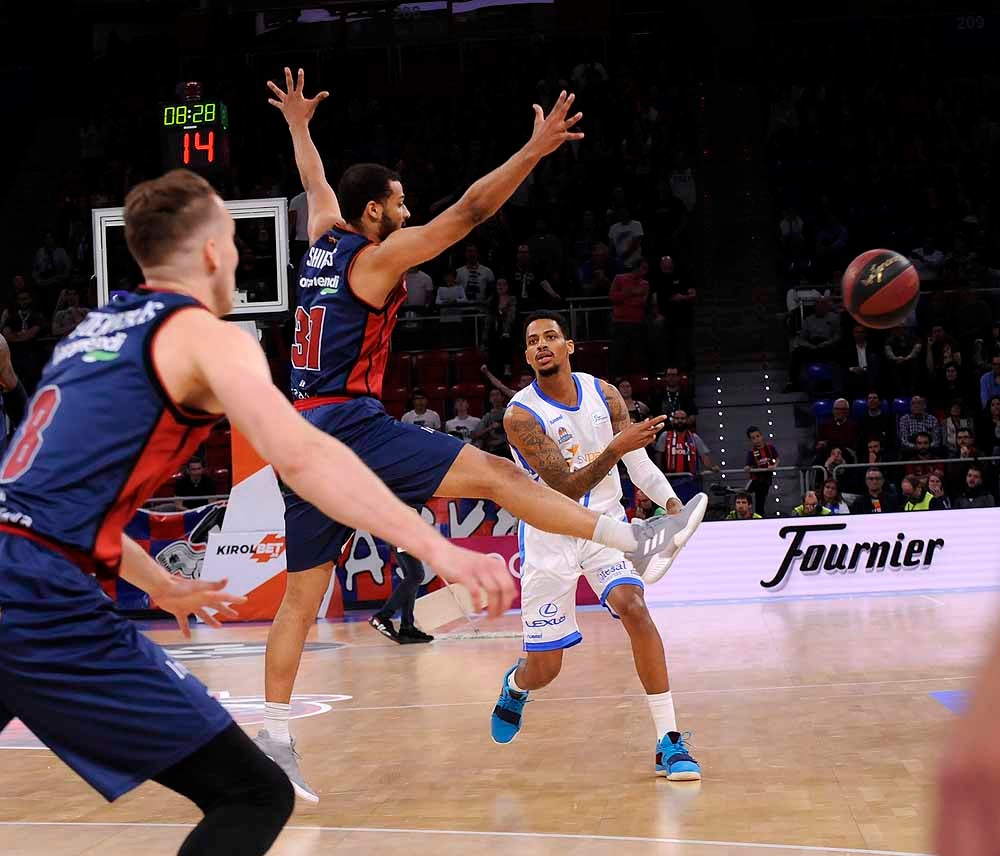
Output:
[284,66,294,91]
[196,608,222,629]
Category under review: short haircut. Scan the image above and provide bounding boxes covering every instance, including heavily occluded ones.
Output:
[915,431,931,442]
[337,163,400,224]
[188,456,204,467]
[967,465,983,476]
[746,425,761,437]
[524,310,569,340]
[735,492,752,503]
[124,169,218,267]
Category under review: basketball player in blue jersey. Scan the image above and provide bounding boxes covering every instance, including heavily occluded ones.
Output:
[0,169,514,856]
[491,311,704,780]
[259,69,706,800]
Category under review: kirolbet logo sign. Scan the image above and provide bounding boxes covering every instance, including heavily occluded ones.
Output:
[761,522,945,591]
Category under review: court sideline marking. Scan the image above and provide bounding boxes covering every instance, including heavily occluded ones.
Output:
[0,821,932,855]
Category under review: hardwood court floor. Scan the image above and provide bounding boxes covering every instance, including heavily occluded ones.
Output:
[3,588,997,855]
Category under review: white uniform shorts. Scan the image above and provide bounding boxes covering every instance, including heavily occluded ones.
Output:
[519,526,644,653]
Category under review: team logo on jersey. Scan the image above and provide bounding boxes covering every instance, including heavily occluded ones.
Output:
[53,332,128,366]
[557,427,575,445]
[299,274,340,292]
[0,691,350,750]
[592,412,610,426]
[82,349,120,363]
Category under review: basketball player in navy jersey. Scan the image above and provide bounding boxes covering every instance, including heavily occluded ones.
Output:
[260,69,705,800]
[0,169,513,856]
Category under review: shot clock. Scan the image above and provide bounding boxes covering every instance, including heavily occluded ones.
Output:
[161,98,230,172]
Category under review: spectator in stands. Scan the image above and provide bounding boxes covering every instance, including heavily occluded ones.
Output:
[813,212,849,279]
[444,397,481,444]
[401,389,441,431]
[927,471,952,510]
[609,258,649,377]
[905,432,937,485]
[51,286,89,338]
[656,366,698,425]
[821,479,851,515]
[455,243,495,303]
[850,469,900,514]
[820,447,848,483]
[669,153,697,213]
[645,180,688,261]
[435,270,467,309]
[975,321,1000,369]
[899,395,941,450]
[901,475,933,511]
[617,379,649,423]
[31,231,71,292]
[512,243,559,310]
[816,398,858,460]
[943,400,976,456]
[403,266,434,310]
[472,387,511,459]
[794,490,830,517]
[571,209,600,263]
[745,426,779,517]
[911,237,945,281]
[844,325,880,401]
[608,206,644,267]
[654,409,717,503]
[980,395,1000,457]
[484,278,518,377]
[725,492,761,520]
[932,363,974,414]
[955,287,993,360]
[628,487,664,520]
[926,324,962,377]
[652,256,696,373]
[480,366,532,403]
[884,326,923,396]
[857,392,896,456]
[956,466,995,509]
[174,457,217,511]
[980,355,1000,409]
[786,296,840,392]
[577,242,622,298]
[1,290,47,391]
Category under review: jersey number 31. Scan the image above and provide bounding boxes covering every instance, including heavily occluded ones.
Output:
[291,307,326,371]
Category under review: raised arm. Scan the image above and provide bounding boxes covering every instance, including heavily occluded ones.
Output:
[157,311,514,616]
[504,387,663,502]
[480,365,516,400]
[268,68,342,244]
[359,92,583,285]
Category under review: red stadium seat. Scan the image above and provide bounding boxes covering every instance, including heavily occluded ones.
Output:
[412,350,450,385]
[384,353,412,388]
[629,375,652,401]
[453,349,486,382]
[451,381,487,409]
[573,342,609,378]
[425,384,449,420]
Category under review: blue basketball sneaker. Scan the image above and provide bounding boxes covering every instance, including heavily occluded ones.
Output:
[656,731,701,781]
[491,662,529,744]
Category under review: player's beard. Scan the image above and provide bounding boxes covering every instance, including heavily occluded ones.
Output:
[537,363,560,378]
[377,210,398,241]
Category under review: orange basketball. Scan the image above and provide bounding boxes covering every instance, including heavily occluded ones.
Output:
[841,249,920,330]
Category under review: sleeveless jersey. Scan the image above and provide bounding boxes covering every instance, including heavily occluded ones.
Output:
[660,430,699,474]
[290,226,407,405]
[0,288,217,573]
[507,372,622,516]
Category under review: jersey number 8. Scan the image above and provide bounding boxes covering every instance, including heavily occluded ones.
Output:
[1,385,62,482]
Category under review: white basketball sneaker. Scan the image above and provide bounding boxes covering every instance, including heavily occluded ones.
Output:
[627,493,708,584]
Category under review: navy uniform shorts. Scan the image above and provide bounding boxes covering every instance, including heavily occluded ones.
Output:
[0,534,232,801]
[284,397,465,572]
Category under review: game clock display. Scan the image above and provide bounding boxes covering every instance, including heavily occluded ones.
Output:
[162,101,230,171]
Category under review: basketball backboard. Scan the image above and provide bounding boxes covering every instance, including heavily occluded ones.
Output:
[91,197,291,319]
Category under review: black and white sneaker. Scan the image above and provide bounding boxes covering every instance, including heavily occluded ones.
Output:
[627,493,708,584]
[397,625,434,644]
[369,613,399,642]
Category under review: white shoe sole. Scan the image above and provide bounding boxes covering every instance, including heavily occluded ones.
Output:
[643,493,708,584]
[656,769,702,781]
[290,779,320,803]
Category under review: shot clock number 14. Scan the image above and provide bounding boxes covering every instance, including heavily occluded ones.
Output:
[161,100,230,172]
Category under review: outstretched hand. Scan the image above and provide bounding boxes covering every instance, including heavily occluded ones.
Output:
[267,67,329,126]
[155,577,245,638]
[527,91,584,159]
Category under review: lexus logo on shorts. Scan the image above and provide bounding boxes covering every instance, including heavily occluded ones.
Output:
[539,602,558,617]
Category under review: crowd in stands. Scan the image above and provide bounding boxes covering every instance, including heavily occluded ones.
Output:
[766,34,1000,520]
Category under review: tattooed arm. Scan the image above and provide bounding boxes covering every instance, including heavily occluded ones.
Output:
[503,387,664,501]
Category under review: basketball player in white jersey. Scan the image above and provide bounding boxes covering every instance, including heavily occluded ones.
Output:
[491,311,707,780]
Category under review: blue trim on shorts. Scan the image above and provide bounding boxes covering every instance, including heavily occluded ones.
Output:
[518,520,526,568]
[594,376,612,418]
[582,491,591,508]
[524,630,583,652]
[532,375,583,411]
[599,576,644,605]
[508,401,546,432]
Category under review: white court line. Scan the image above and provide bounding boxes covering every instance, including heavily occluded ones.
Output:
[314,675,975,715]
[921,595,945,606]
[0,821,932,855]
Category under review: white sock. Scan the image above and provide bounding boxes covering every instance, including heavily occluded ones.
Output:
[264,701,291,743]
[647,691,677,738]
[507,669,528,695]
[594,516,638,553]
